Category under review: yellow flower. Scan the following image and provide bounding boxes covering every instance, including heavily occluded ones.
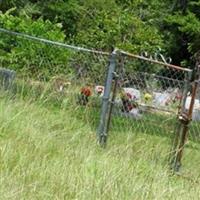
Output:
[144,93,152,102]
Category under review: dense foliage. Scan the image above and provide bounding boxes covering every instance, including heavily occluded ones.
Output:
[0,0,200,76]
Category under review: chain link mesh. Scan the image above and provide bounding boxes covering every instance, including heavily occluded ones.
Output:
[105,51,195,168]
[0,30,110,129]
[110,53,185,126]
[0,29,199,176]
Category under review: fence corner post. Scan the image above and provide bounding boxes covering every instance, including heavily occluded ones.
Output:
[170,67,199,172]
[97,49,118,147]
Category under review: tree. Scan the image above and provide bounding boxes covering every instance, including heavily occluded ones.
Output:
[165,0,200,67]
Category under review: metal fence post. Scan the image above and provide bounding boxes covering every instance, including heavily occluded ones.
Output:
[105,71,119,134]
[97,49,117,146]
[170,70,192,171]
[170,67,199,172]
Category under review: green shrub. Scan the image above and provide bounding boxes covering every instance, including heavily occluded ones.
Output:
[0,9,73,79]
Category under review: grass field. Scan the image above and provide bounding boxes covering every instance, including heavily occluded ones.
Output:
[0,87,200,200]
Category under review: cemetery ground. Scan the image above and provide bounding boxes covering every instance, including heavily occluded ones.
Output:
[0,83,200,200]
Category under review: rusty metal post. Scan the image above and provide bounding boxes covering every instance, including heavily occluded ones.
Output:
[170,70,192,171]
[171,66,200,172]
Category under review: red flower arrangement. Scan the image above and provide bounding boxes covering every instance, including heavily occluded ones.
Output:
[121,91,137,113]
[78,86,92,106]
[80,87,92,97]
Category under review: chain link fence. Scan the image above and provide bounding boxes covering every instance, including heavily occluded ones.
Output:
[0,28,110,130]
[97,49,200,176]
[98,50,189,136]
[0,28,199,176]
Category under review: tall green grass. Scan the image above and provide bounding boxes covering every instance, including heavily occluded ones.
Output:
[0,85,200,200]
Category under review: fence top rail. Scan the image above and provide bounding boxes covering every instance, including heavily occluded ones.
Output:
[0,28,110,56]
[0,28,193,74]
[119,50,192,73]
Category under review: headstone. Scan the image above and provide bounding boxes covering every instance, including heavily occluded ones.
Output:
[185,96,200,121]
[0,68,16,90]
[185,96,200,110]
[153,92,171,107]
[123,87,141,100]
[192,109,200,121]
